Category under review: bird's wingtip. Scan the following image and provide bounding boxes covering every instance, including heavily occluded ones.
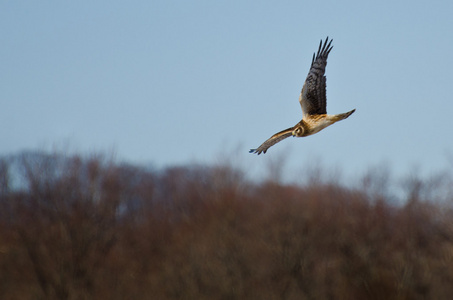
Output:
[249,148,263,155]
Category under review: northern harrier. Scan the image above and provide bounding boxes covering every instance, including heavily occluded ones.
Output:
[249,37,355,155]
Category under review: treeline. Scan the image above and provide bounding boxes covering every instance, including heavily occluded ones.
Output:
[1,151,453,299]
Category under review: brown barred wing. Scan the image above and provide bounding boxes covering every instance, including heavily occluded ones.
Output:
[299,37,333,117]
[249,127,293,155]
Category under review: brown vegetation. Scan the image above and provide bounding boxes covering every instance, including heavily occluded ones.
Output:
[1,152,453,299]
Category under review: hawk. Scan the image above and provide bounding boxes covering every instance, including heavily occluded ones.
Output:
[250,37,355,155]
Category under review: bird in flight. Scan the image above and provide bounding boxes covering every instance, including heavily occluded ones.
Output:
[249,37,355,155]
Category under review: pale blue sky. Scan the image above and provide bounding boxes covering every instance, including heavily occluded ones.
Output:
[1,1,453,181]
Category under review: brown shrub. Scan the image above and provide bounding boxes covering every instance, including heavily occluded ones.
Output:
[1,151,453,299]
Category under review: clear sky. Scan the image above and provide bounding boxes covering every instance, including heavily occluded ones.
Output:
[1,1,453,182]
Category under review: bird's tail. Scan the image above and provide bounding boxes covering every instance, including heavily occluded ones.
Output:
[333,109,356,121]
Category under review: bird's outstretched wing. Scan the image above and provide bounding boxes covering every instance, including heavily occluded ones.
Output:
[249,127,293,155]
[299,37,333,117]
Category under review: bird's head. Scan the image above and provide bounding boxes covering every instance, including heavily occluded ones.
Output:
[292,126,304,137]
